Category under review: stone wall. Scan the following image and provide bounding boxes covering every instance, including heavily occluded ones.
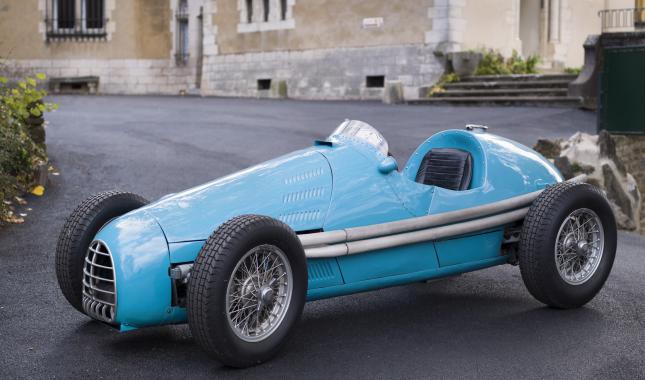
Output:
[5,59,197,95]
[535,132,644,234]
[200,44,443,100]
[614,135,645,232]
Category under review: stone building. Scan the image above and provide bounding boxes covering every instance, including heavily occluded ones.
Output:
[0,0,639,99]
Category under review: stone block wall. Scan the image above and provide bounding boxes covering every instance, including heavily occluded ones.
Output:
[200,44,443,100]
[5,59,197,95]
[614,135,645,232]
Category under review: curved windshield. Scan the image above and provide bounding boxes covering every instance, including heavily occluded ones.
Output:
[329,120,389,156]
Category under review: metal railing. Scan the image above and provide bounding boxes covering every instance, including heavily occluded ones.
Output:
[598,8,645,33]
[45,18,108,40]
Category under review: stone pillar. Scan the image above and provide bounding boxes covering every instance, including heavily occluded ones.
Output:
[425,0,465,54]
[200,0,219,94]
[548,0,561,43]
[383,80,404,104]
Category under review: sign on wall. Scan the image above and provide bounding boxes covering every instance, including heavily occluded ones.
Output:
[362,17,384,29]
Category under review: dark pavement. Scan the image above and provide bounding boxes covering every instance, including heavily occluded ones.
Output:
[1,96,644,379]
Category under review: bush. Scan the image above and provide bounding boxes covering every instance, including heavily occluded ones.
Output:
[0,72,55,224]
[428,73,460,97]
[474,49,540,76]
[564,67,582,75]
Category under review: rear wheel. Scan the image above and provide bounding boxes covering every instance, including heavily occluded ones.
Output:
[518,182,617,308]
[55,191,148,314]
[187,215,307,368]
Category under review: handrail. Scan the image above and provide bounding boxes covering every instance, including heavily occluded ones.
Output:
[598,8,645,32]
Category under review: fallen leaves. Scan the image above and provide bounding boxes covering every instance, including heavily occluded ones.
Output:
[3,210,24,224]
[30,185,45,196]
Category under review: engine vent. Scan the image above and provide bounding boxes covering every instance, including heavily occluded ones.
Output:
[82,240,117,324]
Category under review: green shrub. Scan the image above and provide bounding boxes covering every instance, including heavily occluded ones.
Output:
[0,72,54,223]
[506,50,540,74]
[475,50,510,75]
[0,104,46,222]
[428,73,460,97]
[475,49,540,76]
[0,73,57,122]
[564,67,582,75]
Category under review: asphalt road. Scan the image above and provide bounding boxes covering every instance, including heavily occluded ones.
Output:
[1,96,644,379]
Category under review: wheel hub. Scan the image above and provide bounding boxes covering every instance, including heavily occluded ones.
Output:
[225,244,293,342]
[554,208,604,285]
[576,240,590,257]
[259,286,274,306]
[240,277,257,300]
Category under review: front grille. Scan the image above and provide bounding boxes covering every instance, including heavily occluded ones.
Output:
[82,240,117,324]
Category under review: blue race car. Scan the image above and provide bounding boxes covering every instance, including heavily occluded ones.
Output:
[56,120,616,367]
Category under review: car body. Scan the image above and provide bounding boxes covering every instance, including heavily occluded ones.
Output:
[84,121,563,332]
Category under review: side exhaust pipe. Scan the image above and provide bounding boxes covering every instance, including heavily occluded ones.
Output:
[301,175,587,258]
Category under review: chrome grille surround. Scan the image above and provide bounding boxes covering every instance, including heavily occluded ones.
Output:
[82,240,117,324]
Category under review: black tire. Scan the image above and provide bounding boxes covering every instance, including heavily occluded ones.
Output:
[518,182,617,309]
[187,215,307,368]
[55,191,149,314]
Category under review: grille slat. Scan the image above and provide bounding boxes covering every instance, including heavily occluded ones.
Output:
[88,247,111,257]
[82,279,116,295]
[84,256,113,270]
[83,268,114,282]
[82,240,117,324]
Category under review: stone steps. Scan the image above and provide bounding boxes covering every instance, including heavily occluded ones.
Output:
[457,74,577,82]
[438,87,568,97]
[443,79,572,89]
[413,74,581,107]
[409,96,582,106]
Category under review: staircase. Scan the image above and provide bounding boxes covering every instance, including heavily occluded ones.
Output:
[411,74,581,106]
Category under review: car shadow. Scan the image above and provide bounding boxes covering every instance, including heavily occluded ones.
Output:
[47,275,604,378]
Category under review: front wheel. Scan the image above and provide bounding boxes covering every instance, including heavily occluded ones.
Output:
[55,191,149,314]
[187,215,307,368]
[518,182,617,309]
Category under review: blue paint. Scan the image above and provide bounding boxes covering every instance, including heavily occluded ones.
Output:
[93,211,174,329]
[306,258,344,289]
[141,148,333,242]
[337,241,439,283]
[90,126,563,329]
[168,240,204,263]
[307,256,509,301]
[434,230,504,267]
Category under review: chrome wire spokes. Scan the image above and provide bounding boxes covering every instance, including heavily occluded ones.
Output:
[555,208,604,285]
[226,244,293,342]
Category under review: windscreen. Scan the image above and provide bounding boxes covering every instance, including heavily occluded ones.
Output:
[329,120,389,156]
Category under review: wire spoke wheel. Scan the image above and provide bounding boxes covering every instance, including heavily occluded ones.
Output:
[226,244,293,342]
[554,208,605,285]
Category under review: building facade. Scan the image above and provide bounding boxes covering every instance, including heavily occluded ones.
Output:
[0,0,637,99]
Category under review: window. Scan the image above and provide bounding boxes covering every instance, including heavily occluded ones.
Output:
[175,0,189,65]
[46,0,106,40]
[55,0,75,30]
[366,76,385,88]
[257,79,272,90]
[280,0,287,20]
[238,0,295,33]
[85,0,104,29]
[263,0,270,22]
[246,0,253,23]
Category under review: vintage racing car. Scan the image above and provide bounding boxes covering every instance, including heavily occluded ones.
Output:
[56,120,616,367]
